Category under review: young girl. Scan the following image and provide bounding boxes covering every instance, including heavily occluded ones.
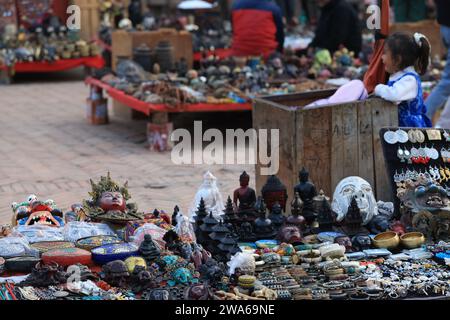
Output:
[374,32,432,127]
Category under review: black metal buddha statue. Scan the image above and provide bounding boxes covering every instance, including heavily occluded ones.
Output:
[268,201,286,233]
[254,197,276,239]
[341,197,367,236]
[286,192,306,229]
[262,175,288,212]
[233,171,257,221]
[294,168,318,226]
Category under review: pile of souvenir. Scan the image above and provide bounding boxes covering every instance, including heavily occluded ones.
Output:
[0,25,100,68]
[0,168,449,301]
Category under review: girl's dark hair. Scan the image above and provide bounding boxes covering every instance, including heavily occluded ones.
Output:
[386,32,431,75]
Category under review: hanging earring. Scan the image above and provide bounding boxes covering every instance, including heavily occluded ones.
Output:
[384,129,398,144]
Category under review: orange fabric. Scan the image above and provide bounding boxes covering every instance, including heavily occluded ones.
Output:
[363,0,390,93]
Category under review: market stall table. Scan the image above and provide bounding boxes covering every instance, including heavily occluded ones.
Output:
[13,56,105,73]
[85,76,252,116]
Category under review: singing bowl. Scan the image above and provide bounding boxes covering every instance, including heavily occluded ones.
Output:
[400,232,425,249]
[372,231,400,250]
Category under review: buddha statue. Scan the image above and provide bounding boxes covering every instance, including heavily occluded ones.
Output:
[254,197,275,239]
[261,175,288,212]
[233,171,257,221]
[83,173,143,224]
[268,201,285,233]
[341,197,367,236]
[316,192,335,232]
[287,193,305,228]
[294,168,318,225]
[189,171,225,221]
[139,234,161,265]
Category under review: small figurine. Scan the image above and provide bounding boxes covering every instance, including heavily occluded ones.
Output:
[334,235,353,253]
[172,206,180,227]
[139,234,161,265]
[268,201,285,233]
[83,173,144,224]
[341,197,367,236]
[261,175,288,212]
[233,171,257,220]
[254,198,276,240]
[277,225,302,244]
[189,172,225,221]
[287,193,305,228]
[294,168,318,223]
[316,191,335,232]
[351,234,371,252]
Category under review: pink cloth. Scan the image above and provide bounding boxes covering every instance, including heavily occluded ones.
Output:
[305,80,368,108]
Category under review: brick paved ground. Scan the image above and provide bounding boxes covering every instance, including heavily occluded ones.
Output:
[0,70,255,224]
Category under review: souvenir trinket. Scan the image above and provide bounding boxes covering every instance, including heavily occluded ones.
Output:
[83,173,144,224]
[124,257,147,273]
[92,243,139,265]
[189,171,225,221]
[351,234,371,252]
[101,260,129,287]
[287,193,305,228]
[372,231,400,250]
[31,241,75,254]
[277,225,302,244]
[20,262,68,287]
[42,248,92,267]
[400,232,425,249]
[268,201,285,233]
[384,129,398,144]
[334,236,354,253]
[5,256,41,272]
[261,175,288,212]
[76,235,122,251]
[426,129,442,141]
[138,234,160,265]
[341,197,367,236]
[233,171,257,220]
[294,168,318,224]
[332,176,379,225]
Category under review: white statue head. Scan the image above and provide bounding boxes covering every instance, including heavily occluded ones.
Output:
[331,176,378,225]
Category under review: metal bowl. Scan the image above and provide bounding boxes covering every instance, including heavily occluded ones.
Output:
[400,232,425,249]
[372,231,400,250]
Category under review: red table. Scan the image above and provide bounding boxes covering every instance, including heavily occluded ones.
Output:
[85,77,252,116]
[193,48,233,62]
[14,56,105,73]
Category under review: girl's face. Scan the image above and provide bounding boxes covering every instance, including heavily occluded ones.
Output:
[382,47,399,74]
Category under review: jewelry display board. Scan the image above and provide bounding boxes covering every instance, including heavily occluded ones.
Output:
[380,127,450,216]
[0,0,18,32]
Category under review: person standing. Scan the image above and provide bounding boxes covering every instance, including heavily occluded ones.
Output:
[231,0,284,58]
[308,0,362,55]
[426,0,450,127]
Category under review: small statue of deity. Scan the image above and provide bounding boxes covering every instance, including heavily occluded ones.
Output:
[139,234,161,265]
[189,171,225,221]
[233,171,257,221]
[268,202,286,233]
[341,197,367,236]
[261,175,288,212]
[254,197,275,239]
[294,168,318,225]
[287,193,305,229]
[83,172,144,224]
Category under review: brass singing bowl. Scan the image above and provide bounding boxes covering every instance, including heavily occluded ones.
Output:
[372,231,400,250]
[400,232,425,249]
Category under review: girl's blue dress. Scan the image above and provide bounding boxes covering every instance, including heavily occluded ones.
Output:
[387,72,432,128]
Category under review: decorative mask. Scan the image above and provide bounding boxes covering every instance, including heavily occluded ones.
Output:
[334,235,353,252]
[277,225,302,244]
[332,177,378,225]
[351,234,371,251]
[399,178,450,213]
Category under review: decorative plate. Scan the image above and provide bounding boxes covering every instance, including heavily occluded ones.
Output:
[0,244,26,258]
[91,243,139,265]
[255,240,278,249]
[5,256,41,272]
[42,248,92,267]
[76,235,122,251]
[31,241,75,254]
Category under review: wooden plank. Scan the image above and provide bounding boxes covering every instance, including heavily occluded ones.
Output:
[371,98,398,201]
[303,106,332,196]
[253,98,296,206]
[341,103,359,178]
[330,103,344,193]
[357,101,375,190]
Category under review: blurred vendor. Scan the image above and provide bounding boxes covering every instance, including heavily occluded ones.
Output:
[309,0,362,55]
[231,0,285,58]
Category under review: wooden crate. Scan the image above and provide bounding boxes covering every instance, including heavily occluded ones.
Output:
[72,0,101,41]
[390,20,446,59]
[253,90,398,211]
[111,29,193,71]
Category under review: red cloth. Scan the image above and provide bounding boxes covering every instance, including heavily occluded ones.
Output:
[363,0,390,93]
[14,56,105,73]
[232,9,278,58]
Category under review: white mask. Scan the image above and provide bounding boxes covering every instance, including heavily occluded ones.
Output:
[331,176,378,225]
